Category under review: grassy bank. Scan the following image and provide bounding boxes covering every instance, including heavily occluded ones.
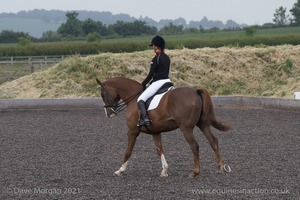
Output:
[0,45,299,99]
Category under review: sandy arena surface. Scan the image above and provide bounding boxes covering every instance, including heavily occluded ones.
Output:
[0,107,299,199]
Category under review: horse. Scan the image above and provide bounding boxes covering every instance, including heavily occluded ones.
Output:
[96,77,232,178]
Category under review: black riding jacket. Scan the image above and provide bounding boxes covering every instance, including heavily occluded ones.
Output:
[142,52,171,87]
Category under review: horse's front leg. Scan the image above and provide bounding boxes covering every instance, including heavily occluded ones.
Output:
[152,133,168,177]
[114,130,140,176]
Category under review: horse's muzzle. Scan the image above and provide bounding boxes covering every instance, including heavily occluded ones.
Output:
[108,113,117,118]
[104,107,117,118]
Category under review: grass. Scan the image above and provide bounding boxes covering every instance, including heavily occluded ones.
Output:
[1,27,300,56]
[276,58,293,75]
[1,45,300,99]
[158,27,300,40]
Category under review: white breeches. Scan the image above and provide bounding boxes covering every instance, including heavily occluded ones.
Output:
[138,79,171,102]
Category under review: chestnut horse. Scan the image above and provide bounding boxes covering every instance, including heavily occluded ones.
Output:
[96,77,232,178]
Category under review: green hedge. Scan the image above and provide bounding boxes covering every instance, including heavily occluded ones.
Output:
[0,42,100,56]
[167,34,300,49]
[1,34,300,56]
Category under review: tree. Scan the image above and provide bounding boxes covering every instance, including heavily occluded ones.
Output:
[41,31,62,42]
[57,11,83,37]
[18,37,31,46]
[82,18,109,36]
[273,6,289,26]
[159,22,183,34]
[0,30,33,43]
[86,32,101,42]
[109,20,157,37]
[245,26,257,37]
[290,0,300,25]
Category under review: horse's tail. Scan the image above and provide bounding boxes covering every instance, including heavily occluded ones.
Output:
[197,89,232,132]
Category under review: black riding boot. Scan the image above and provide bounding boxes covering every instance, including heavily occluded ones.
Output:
[137,100,151,127]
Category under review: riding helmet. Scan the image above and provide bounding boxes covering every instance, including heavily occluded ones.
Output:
[149,35,165,49]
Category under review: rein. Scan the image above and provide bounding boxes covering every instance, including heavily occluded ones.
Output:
[103,87,142,115]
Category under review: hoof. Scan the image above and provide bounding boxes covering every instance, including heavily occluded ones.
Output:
[114,171,123,176]
[160,168,168,177]
[160,173,169,177]
[188,171,199,179]
[223,165,231,173]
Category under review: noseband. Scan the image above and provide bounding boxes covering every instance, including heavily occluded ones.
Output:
[102,86,141,115]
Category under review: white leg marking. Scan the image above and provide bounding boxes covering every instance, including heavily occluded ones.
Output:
[114,161,128,176]
[102,102,108,117]
[160,154,168,177]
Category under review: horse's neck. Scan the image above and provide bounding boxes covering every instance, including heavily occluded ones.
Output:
[111,79,141,101]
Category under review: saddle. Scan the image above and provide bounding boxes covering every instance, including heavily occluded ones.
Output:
[145,82,174,110]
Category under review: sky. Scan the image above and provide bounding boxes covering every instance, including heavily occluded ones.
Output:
[0,0,297,25]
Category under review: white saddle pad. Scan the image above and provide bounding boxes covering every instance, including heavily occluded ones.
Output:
[148,87,174,111]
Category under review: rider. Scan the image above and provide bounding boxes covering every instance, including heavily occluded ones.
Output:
[137,35,171,127]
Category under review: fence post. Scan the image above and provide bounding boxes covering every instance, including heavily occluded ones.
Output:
[10,57,13,65]
[29,57,34,73]
[30,66,34,73]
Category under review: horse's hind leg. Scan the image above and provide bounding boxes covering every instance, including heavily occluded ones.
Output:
[114,130,140,176]
[181,127,200,178]
[198,122,225,172]
[152,133,168,177]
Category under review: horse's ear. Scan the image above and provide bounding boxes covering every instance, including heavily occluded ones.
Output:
[96,78,104,87]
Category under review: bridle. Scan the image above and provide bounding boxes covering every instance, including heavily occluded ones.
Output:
[102,85,141,115]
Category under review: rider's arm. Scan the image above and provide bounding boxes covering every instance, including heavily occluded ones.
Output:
[142,56,157,87]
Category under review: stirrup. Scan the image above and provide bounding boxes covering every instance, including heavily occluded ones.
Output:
[137,118,151,127]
